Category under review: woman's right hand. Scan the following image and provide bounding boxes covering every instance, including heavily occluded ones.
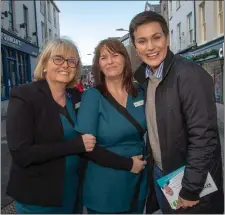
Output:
[82,134,96,152]
[130,155,147,174]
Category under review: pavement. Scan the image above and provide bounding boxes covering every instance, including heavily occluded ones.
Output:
[1,103,224,213]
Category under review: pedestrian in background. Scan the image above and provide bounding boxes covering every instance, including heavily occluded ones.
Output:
[6,37,146,214]
[130,10,224,214]
[75,39,148,214]
[75,75,85,93]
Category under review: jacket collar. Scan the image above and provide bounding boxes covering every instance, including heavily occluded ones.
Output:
[36,80,53,98]
[37,79,74,100]
[134,48,175,84]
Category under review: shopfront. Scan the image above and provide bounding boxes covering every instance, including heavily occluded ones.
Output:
[1,29,39,101]
[182,36,224,104]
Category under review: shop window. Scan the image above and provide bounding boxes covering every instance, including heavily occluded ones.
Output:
[22,55,28,83]
[1,47,31,100]
[17,53,22,85]
[1,50,6,99]
[202,60,223,104]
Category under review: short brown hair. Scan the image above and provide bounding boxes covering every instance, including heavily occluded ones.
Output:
[93,39,137,97]
[129,11,169,46]
[34,37,81,88]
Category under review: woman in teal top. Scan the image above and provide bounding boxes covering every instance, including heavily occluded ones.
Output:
[7,38,146,214]
[76,39,148,213]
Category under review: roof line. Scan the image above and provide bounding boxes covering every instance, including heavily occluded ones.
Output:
[50,0,60,12]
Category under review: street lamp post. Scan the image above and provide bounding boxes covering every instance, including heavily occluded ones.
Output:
[115,28,129,32]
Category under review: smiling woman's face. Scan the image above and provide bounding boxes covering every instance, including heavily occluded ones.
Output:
[99,46,125,80]
[134,21,169,72]
[45,53,77,86]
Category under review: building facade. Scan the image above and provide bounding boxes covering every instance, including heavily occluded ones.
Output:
[168,0,196,53]
[1,0,60,116]
[160,0,169,25]
[1,0,39,116]
[119,2,161,72]
[145,1,161,13]
[119,33,142,72]
[36,0,60,50]
[183,1,224,104]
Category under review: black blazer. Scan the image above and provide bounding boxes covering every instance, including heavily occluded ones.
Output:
[6,80,132,207]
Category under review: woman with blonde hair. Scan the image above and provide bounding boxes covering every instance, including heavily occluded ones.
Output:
[6,37,146,214]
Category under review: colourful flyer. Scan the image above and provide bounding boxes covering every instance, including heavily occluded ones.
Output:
[157,166,218,210]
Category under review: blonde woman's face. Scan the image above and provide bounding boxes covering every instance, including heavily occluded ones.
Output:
[45,50,78,85]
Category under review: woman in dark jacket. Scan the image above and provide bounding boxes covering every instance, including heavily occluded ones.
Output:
[6,37,146,214]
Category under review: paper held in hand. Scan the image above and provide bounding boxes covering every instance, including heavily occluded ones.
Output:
[157,166,218,210]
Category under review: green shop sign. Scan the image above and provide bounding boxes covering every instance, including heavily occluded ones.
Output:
[189,49,219,62]
[185,38,224,62]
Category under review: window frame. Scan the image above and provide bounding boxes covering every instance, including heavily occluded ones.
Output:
[200,2,206,42]
[218,1,224,34]
[41,21,45,43]
[23,5,29,38]
[49,29,52,40]
[8,0,14,29]
[40,1,45,15]
[177,23,181,50]
[176,0,181,11]
[169,0,173,20]
[53,8,57,28]
[47,0,51,23]
[187,12,193,44]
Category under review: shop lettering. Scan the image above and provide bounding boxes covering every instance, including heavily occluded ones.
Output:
[219,42,224,58]
[2,33,21,46]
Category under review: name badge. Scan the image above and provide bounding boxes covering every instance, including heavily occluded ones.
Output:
[133,100,144,107]
[75,102,80,109]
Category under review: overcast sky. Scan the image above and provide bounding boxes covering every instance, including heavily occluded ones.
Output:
[56,1,159,65]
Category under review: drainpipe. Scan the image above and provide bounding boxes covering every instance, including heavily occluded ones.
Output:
[193,0,197,46]
[33,0,39,48]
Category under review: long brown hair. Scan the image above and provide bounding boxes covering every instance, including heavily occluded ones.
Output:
[93,39,137,97]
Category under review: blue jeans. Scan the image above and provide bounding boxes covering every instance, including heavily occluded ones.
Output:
[153,164,164,211]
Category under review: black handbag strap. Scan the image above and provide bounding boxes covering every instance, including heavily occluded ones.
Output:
[96,84,145,212]
[95,85,144,139]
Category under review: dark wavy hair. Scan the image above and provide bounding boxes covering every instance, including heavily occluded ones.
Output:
[93,39,137,97]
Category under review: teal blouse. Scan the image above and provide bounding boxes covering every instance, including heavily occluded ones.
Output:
[15,96,81,214]
[76,86,148,213]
